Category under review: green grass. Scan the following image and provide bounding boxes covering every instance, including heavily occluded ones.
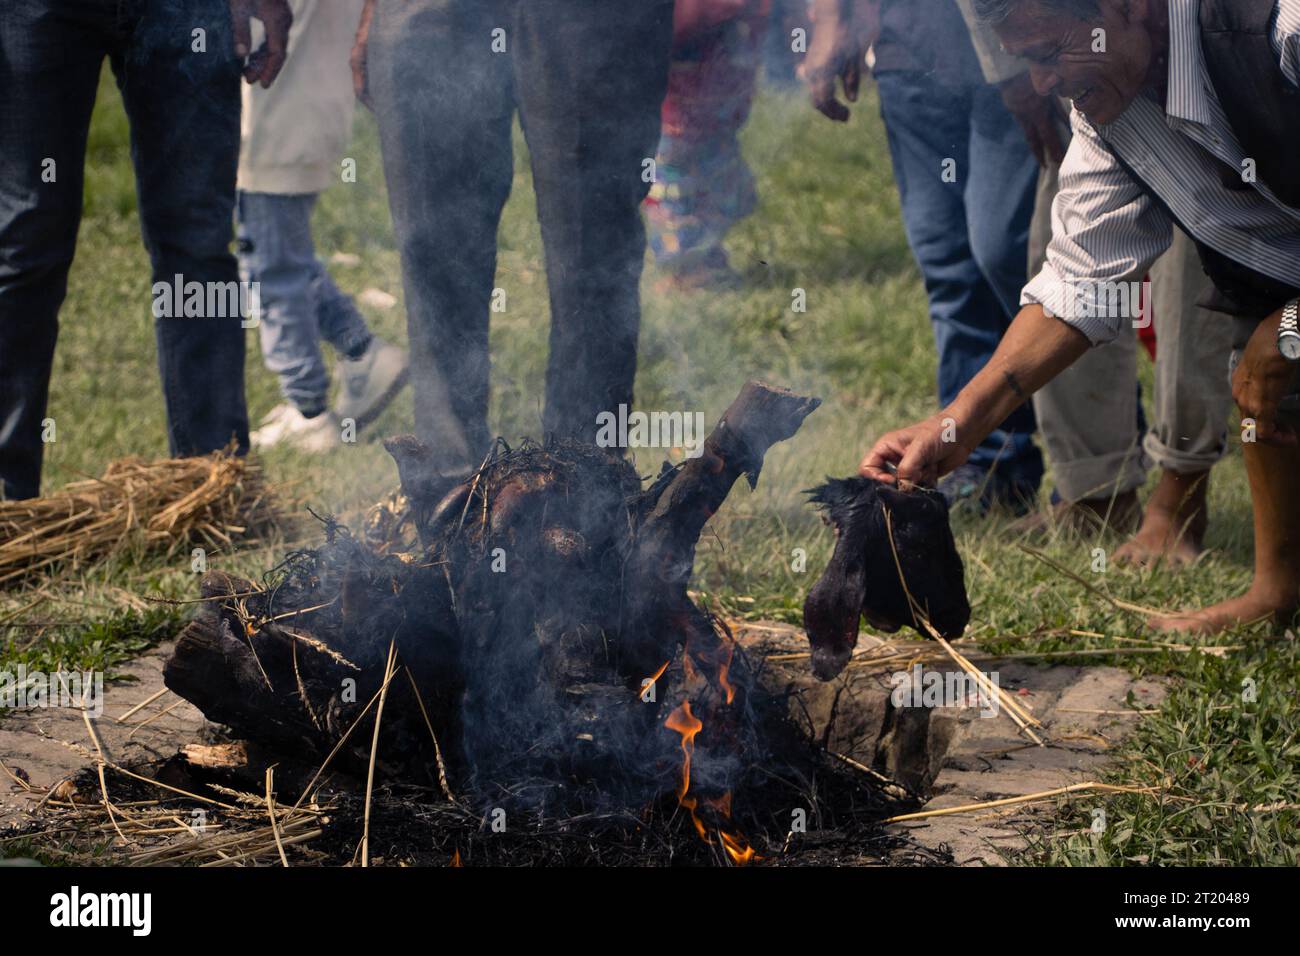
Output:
[0,606,182,696]
[3,67,1295,864]
[1022,635,1300,865]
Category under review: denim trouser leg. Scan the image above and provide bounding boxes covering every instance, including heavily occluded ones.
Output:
[0,0,105,498]
[0,0,246,498]
[116,1,249,460]
[368,0,514,472]
[312,263,372,362]
[876,71,1043,486]
[512,0,674,441]
[967,84,1042,323]
[237,192,372,416]
[368,0,673,469]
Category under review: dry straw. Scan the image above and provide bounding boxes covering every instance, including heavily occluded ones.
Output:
[0,451,278,586]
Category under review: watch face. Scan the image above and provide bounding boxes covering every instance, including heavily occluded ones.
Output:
[1281,333,1300,362]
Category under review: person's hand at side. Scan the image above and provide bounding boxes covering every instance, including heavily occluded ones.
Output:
[230,0,293,88]
[800,0,879,122]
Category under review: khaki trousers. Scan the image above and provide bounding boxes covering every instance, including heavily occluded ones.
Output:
[1029,163,1235,503]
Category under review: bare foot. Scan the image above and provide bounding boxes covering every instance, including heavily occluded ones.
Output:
[1115,469,1209,568]
[1149,587,1298,635]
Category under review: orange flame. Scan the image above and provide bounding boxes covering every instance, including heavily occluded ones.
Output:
[664,701,702,803]
[641,660,671,701]
[716,637,736,706]
[719,829,757,865]
[682,650,698,684]
[664,700,759,864]
[449,849,462,867]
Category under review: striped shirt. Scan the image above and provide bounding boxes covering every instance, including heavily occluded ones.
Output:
[1023,0,1300,344]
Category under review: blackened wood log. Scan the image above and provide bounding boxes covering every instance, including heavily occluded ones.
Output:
[164,555,465,781]
[382,434,472,547]
[163,573,331,757]
[167,741,327,798]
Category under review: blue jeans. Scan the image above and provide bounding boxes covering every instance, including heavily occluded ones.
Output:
[236,192,373,417]
[0,0,250,500]
[876,71,1043,486]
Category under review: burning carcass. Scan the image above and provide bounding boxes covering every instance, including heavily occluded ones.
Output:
[157,381,982,864]
[163,382,820,853]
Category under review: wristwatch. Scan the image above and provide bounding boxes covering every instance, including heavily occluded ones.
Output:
[1280,298,1300,362]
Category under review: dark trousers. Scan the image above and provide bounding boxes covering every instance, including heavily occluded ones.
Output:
[0,0,248,500]
[367,0,674,472]
[876,71,1044,485]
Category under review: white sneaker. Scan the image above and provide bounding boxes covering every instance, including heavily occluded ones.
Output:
[250,403,339,453]
[334,337,409,427]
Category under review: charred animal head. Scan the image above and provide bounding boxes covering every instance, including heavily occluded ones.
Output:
[803,477,970,681]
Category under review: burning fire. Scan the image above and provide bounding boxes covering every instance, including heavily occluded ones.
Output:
[664,701,704,824]
[719,830,756,865]
[717,640,736,706]
[663,698,758,865]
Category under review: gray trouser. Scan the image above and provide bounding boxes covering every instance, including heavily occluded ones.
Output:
[367,0,674,473]
[1029,163,1235,503]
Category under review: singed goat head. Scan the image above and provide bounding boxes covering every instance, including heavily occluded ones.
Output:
[803,477,970,681]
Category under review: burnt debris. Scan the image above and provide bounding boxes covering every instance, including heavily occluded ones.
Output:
[163,382,821,823]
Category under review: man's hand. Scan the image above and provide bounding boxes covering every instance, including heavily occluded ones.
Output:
[859,413,976,488]
[800,0,878,122]
[230,0,292,88]
[999,72,1067,167]
[1234,309,1299,445]
[351,0,377,110]
[859,304,1091,487]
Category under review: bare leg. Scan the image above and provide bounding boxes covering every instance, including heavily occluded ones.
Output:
[1115,468,1209,568]
[1151,442,1300,634]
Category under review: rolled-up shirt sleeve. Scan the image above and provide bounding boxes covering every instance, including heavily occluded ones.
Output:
[1021,110,1175,345]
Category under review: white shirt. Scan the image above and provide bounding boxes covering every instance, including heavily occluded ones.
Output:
[238,0,365,195]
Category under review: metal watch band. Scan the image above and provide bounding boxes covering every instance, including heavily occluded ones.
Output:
[1280,299,1300,362]
[1283,299,1300,336]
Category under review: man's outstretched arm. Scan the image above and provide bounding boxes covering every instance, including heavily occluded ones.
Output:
[860,305,1091,486]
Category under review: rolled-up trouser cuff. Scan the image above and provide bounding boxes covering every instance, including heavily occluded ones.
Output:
[1141,429,1226,476]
